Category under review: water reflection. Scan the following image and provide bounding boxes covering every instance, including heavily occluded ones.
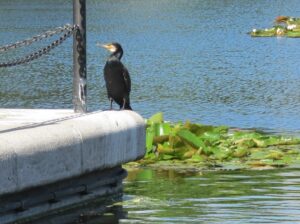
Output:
[17,168,300,223]
[21,197,127,224]
[123,168,300,223]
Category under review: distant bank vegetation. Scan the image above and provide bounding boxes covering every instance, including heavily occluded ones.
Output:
[250,16,300,38]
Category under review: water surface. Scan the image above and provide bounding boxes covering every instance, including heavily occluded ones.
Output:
[122,168,300,223]
[0,0,300,132]
[1,1,300,223]
[23,168,300,224]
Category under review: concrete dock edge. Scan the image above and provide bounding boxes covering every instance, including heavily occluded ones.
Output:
[0,109,145,222]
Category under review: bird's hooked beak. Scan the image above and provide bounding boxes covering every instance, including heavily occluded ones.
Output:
[97,43,116,53]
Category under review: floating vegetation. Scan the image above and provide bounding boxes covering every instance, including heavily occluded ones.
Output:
[250,16,300,38]
[130,112,300,170]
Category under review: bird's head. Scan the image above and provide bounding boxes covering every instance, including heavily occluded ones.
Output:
[100,42,122,53]
[99,42,123,59]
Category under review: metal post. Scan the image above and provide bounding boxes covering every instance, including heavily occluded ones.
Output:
[73,0,87,113]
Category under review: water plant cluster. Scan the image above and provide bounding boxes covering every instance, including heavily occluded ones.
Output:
[250,15,300,37]
[139,112,300,170]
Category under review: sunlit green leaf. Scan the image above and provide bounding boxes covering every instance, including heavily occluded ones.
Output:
[141,112,300,170]
[146,126,155,151]
[157,143,173,155]
[153,135,169,144]
[265,150,284,160]
[147,112,164,124]
[189,154,205,162]
[201,132,221,143]
[210,147,231,161]
[232,131,263,140]
[234,138,257,148]
[160,154,174,160]
[249,150,269,160]
[177,129,206,149]
[153,123,171,136]
[233,147,249,158]
[183,149,197,159]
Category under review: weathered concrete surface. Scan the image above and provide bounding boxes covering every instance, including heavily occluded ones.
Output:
[0,109,145,195]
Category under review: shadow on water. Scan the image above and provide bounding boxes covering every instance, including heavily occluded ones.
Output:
[19,196,127,224]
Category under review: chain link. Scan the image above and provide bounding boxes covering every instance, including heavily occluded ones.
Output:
[0,24,74,52]
[0,24,78,68]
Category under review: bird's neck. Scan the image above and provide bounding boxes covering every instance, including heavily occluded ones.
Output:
[111,50,123,60]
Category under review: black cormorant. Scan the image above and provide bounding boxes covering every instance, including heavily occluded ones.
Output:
[101,42,132,110]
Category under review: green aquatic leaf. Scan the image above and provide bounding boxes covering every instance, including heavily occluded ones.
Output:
[234,138,257,148]
[249,150,269,160]
[265,150,284,160]
[143,112,300,169]
[189,154,205,162]
[211,147,231,161]
[184,121,228,136]
[262,136,281,146]
[233,147,249,158]
[232,131,263,140]
[153,122,171,136]
[286,149,300,155]
[282,155,293,164]
[201,132,221,144]
[246,159,272,167]
[147,112,164,124]
[153,135,169,144]
[213,125,229,134]
[277,137,300,145]
[146,126,155,151]
[174,145,195,157]
[157,143,173,155]
[199,146,213,156]
[263,159,287,167]
[144,153,156,160]
[160,154,175,160]
[177,129,206,149]
[182,149,197,159]
[169,135,184,148]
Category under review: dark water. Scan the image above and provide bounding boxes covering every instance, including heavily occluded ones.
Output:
[1,0,300,223]
[22,168,300,224]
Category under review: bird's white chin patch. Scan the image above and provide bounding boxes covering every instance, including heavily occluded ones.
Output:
[108,46,117,53]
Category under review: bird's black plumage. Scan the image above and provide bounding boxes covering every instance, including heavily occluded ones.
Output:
[101,42,132,110]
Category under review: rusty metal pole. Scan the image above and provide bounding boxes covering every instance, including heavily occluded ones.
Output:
[73,0,87,113]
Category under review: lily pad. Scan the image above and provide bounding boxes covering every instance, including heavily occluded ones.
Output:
[138,112,300,170]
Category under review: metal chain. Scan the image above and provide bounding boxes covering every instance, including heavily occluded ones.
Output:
[0,24,74,52]
[0,25,78,68]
